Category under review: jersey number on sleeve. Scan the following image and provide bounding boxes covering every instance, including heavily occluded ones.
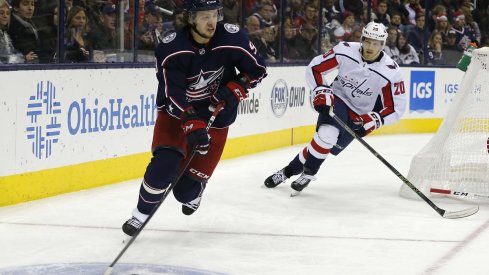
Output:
[249,41,258,55]
[394,81,405,95]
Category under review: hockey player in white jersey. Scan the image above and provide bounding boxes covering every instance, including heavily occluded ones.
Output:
[264,22,407,196]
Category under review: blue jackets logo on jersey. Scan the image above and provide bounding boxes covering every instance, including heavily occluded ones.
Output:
[270,79,288,117]
[410,71,435,112]
[187,67,224,101]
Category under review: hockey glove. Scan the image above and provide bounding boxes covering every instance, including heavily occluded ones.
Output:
[211,75,249,109]
[353,112,383,137]
[313,85,334,115]
[181,107,210,155]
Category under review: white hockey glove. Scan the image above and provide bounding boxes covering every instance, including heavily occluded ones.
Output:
[353,112,383,137]
[312,85,334,115]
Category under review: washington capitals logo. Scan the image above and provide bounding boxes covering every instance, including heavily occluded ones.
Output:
[338,76,373,97]
[186,67,224,101]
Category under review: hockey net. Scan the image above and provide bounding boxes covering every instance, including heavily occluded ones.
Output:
[400,47,489,203]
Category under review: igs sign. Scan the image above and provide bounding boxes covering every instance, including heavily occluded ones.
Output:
[410,71,435,112]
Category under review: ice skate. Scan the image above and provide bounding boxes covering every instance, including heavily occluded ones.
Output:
[182,194,203,215]
[182,183,206,215]
[264,167,289,188]
[122,208,148,240]
[290,169,316,197]
[122,217,142,238]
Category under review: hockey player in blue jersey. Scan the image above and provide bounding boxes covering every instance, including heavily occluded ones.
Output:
[264,22,407,196]
[122,0,267,236]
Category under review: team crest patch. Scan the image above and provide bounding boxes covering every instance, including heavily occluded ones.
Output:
[224,23,239,33]
[163,32,176,43]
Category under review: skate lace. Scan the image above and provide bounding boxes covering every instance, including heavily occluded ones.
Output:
[295,174,316,185]
[272,171,286,183]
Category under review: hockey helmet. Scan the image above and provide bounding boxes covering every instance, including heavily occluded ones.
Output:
[361,22,388,45]
[184,0,223,21]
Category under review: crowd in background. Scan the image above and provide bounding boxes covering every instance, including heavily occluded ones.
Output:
[1,0,488,65]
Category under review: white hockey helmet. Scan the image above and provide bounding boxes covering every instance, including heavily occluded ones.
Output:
[361,22,388,46]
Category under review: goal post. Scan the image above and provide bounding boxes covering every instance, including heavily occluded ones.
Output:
[400,47,489,202]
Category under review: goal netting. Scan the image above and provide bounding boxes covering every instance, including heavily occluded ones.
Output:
[400,47,489,203]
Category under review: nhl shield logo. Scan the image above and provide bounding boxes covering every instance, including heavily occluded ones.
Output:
[224,23,239,33]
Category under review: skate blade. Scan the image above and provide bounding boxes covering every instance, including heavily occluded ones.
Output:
[290,190,301,197]
[122,234,131,244]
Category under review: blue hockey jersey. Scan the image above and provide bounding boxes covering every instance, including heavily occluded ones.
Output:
[154,23,267,128]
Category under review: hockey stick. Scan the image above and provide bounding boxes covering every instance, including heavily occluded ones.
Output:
[431,188,489,200]
[104,103,225,275]
[328,108,479,219]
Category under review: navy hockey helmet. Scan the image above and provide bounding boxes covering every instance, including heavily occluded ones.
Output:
[184,0,223,21]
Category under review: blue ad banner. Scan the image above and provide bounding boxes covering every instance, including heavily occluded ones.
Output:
[410,71,435,112]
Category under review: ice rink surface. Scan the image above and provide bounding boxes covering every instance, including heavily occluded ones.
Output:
[1,134,488,275]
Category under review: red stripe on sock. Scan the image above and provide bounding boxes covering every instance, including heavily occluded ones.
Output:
[310,139,331,155]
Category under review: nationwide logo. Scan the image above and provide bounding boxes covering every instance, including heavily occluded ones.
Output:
[237,92,260,115]
[270,79,288,117]
[26,81,62,159]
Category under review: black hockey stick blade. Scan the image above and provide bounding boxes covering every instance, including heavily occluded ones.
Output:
[328,108,479,219]
[104,103,225,275]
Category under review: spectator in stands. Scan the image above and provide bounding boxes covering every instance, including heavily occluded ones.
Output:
[384,27,400,63]
[389,11,406,33]
[249,25,277,62]
[252,2,274,29]
[424,31,443,65]
[426,4,446,32]
[286,0,304,23]
[139,4,164,50]
[404,0,424,26]
[334,0,363,19]
[170,8,186,32]
[222,0,239,25]
[323,0,341,24]
[443,29,463,65]
[0,0,24,63]
[406,12,427,54]
[64,6,91,62]
[90,4,117,51]
[245,14,261,38]
[294,23,317,60]
[397,31,419,64]
[472,3,488,41]
[333,10,355,42]
[460,0,474,11]
[371,0,390,27]
[293,3,317,29]
[388,0,409,24]
[433,15,450,44]
[282,19,301,60]
[347,28,362,42]
[450,10,476,51]
[460,6,480,44]
[8,0,45,63]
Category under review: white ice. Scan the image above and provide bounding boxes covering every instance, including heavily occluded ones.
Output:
[1,134,488,275]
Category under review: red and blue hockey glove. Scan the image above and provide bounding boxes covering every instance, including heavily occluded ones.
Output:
[211,75,249,108]
[180,107,210,155]
[353,112,383,137]
[313,85,334,115]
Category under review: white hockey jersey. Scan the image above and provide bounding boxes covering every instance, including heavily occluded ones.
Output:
[306,42,407,126]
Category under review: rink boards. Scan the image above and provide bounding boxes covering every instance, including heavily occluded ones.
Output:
[0,66,464,206]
